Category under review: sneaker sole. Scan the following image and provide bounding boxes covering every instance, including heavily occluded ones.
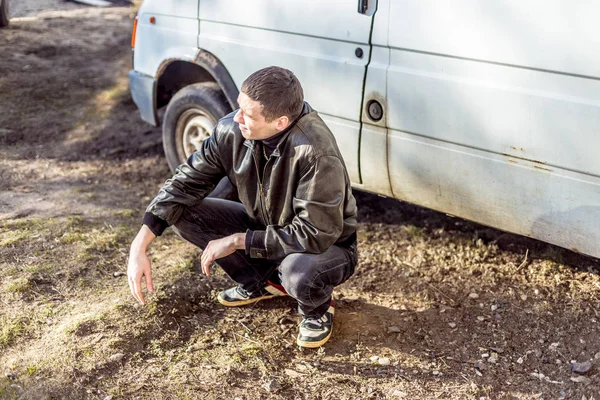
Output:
[217,293,279,307]
[296,329,333,348]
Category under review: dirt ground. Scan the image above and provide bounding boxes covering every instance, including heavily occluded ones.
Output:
[1,2,600,399]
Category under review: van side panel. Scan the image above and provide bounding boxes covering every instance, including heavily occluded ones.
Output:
[389,1,600,78]
[386,52,600,176]
[379,1,600,257]
[199,0,372,43]
[198,1,375,184]
[387,131,600,257]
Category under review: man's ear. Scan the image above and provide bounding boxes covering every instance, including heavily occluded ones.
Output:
[275,116,290,132]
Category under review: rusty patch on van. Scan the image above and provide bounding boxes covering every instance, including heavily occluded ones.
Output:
[533,165,553,172]
[502,153,547,165]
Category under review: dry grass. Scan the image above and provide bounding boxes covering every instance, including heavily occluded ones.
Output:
[1,2,600,399]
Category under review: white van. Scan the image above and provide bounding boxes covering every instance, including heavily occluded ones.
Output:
[129,0,600,259]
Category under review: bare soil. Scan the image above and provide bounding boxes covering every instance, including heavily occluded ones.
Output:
[1,2,600,399]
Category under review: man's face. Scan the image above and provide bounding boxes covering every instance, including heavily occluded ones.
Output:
[233,92,289,140]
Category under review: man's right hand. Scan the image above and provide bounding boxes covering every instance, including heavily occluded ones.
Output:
[127,225,157,305]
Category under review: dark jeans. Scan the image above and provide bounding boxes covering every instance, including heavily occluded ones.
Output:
[171,198,358,317]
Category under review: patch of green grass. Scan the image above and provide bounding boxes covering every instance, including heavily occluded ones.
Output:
[22,263,53,275]
[148,339,166,357]
[86,224,135,254]
[59,222,135,262]
[177,257,196,272]
[77,278,89,288]
[40,306,55,318]
[1,216,82,247]
[4,277,30,293]
[230,354,243,364]
[241,344,260,356]
[0,230,31,247]
[403,225,424,238]
[59,231,86,245]
[0,265,19,278]
[66,216,84,228]
[146,301,158,317]
[88,231,120,253]
[114,209,136,219]
[0,316,26,347]
[1,217,48,232]
[82,348,94,358]
[26,364,40,376]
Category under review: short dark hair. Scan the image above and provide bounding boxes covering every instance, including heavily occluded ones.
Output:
[241,66,304,122]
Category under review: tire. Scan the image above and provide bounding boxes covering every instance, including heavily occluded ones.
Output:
[162,82,231,172]
[0,0,9,28]
[162,82,238,200]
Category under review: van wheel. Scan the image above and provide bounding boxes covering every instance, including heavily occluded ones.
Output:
[162,82,231,172]
[0,0,9,27]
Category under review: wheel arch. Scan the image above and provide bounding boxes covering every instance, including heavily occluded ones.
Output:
[156,50,239,116]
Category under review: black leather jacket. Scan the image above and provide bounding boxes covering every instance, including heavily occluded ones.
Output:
[143,103,357,261]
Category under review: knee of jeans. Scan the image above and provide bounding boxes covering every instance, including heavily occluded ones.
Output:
[279,254,319,300]
[171,222,193,245]
[173,207,209,234]
[171,211,207,246]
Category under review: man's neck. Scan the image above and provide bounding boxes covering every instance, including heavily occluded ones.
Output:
[259,103,308,157]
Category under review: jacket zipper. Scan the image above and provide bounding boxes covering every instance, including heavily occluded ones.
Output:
[252,147,271,226]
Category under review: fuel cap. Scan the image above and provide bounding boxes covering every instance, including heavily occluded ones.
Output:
[367,100,383,121]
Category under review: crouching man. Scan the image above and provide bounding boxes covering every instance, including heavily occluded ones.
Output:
[127,66,358,348]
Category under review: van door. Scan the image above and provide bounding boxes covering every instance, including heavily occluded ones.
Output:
[197,0,377,184]
[369,1,600,258]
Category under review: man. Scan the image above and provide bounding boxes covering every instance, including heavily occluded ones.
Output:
[127,66,358,348]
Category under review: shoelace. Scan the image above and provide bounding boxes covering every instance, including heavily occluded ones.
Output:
[236,286,267,299]
[303,315,328,329]
[236,286,252,299]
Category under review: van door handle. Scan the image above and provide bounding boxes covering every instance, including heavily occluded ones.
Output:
[358,0,368,14]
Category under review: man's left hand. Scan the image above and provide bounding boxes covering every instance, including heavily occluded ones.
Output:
[201,233,246,276]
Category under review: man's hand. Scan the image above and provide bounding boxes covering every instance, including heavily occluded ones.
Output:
[127,225,156,305]
[201,233,246,276]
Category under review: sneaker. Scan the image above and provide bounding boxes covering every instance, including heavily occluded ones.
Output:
[217,281,287,307]
[296,300,334,348]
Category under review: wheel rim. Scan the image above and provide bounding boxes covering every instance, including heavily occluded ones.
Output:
[177,109,216,158]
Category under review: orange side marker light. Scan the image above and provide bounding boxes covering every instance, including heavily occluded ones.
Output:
[131,16,139,48]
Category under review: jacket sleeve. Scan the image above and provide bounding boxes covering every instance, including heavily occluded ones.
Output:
[247,155,346,260]
[143,132,226,235]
